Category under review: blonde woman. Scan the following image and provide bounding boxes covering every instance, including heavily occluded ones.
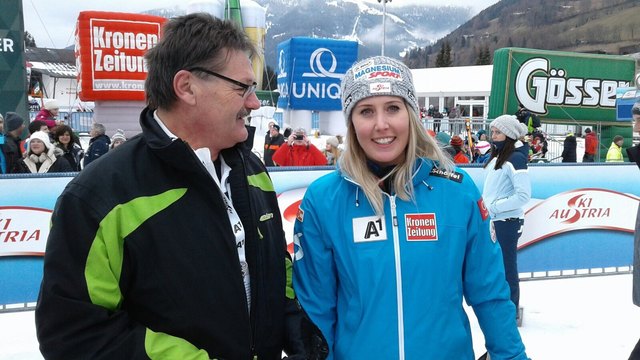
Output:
[292,56,527,359]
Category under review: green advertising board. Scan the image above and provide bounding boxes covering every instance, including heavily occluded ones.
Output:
[489,47,636,122]
[0,0,28,122]
[256,90,279,107]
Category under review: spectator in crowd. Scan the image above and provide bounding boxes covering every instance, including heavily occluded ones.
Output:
[35,13,325,360]
[605,135,624,162]
[561,131,577,163]
[281,126,292,139]
[477,129,488,141]
[323,136,342,166]
[271,127,327,166]
[515,103,540,134]
[34,99,63,129]
[83,122,110,167]
[582,128,598,162]
[293,55,527,359]
[110,129,127,149]
[530,131,548,159]
[626,103,640,168]
[16,131,72,173]
[52,125,84,171]
[263,123,284,166]
[482,114,531,327]
[450,135,469,164]
[474,140,492,164]
[2,112,25,173]
[21,119,49,153]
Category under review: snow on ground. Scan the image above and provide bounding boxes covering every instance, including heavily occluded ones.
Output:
[1,274,638,359]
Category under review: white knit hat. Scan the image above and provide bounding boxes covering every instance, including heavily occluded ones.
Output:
[490,115,528,140]
[475,140,491,155]
[28,131,53,152]
[44,99,59,111]
[341,56,418,124]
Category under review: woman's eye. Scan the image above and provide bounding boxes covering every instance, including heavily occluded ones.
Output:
[360,108,373,116]
[387,105,400,113]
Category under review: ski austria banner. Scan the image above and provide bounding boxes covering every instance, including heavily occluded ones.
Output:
[0,0,29,121]
[75,11,167,101]
[1,164,638,305]
[488,47,636,122]
[276,37,358,111]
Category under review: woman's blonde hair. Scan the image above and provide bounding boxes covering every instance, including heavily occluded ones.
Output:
[339,101,454,214]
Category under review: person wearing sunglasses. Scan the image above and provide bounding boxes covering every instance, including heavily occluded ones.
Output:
[36,13,326,360]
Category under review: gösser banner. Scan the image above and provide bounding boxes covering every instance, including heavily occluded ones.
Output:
[75,11,167,101]
[0,164,638,305]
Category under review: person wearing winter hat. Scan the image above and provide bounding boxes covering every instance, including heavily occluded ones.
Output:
[482,114,531,327]
[293,56,528,360]
[83,122,110,167]
[35,99,63,129]
[271,127,326,166]
[450,135,469,164]
[474,140,492,164]
[110,129,127,149]
[323,135,342,166]
[2,112,26,173]
[16,130,72,173]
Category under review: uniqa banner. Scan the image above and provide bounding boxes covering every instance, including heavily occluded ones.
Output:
[276,37,358,111]
[75,11,166,101]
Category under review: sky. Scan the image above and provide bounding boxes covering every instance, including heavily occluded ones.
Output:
[21,0,500,49]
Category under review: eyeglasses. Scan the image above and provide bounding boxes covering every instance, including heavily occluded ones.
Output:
[187,67,257,98]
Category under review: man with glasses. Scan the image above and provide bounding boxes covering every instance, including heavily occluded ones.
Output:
[36,13,326,360]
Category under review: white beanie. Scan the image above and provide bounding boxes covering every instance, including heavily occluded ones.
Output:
[28,131,53,152]
[475,140,491,155]
[490,115,528,140]
[44,99,59,111]
[111,129,127,142]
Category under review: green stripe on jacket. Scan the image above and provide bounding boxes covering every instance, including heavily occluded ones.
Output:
[84,188,188,310]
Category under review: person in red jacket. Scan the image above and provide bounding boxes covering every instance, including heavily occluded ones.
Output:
[582,128,598,162]
[34,99,63,129]
[450,135,470,164]
[272,127,327,166]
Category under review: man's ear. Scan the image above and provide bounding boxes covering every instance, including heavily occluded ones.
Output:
[173,70,197,106]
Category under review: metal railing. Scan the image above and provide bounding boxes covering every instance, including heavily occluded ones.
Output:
[29,111,94,133]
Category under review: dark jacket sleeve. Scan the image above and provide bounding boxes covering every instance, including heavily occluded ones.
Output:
[84,140,110,167]
[35,188,155,359]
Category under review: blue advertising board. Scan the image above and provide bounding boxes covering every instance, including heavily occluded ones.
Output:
[277,37,358,111]
[1,164,639,306]
[616,86,640,121]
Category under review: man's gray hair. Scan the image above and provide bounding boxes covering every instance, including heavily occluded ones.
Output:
[92,123,106,135]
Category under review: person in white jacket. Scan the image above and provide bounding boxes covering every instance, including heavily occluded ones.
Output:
[482,114,531,326]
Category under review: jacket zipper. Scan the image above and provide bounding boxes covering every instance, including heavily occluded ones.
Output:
[388,195,405,360]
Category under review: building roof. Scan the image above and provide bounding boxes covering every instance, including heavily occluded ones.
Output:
[25,47,77,79]
[410,65,493,98]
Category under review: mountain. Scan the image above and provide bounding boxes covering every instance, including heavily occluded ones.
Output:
[405,0,640,68]
[255,0,473,67]
[142,1,474,68]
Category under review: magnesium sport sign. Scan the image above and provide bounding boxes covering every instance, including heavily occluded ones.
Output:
[489,47,636,121]
[75,11,166,101]
[277,37,358,111]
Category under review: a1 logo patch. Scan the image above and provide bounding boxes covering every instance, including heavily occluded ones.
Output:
[405,213,438,241]
[352,216,387,243]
